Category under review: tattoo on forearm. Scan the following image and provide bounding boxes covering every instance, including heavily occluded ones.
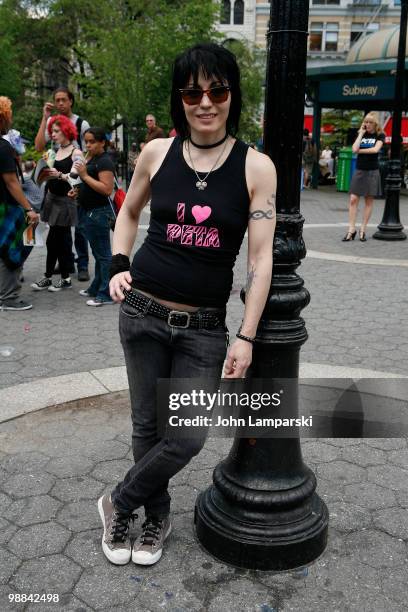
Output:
[246,265,256,294]
[248,209,275,220]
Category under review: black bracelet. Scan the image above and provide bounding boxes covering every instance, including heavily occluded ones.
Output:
[236,332,255,345]
[109,253,130,280]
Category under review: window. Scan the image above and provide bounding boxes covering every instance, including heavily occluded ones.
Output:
[350,22,379,45]
[233,0,244,26]
[309,22,339,52]
[221,0,231,25]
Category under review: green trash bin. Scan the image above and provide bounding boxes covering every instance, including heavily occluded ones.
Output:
[336,147,354,192]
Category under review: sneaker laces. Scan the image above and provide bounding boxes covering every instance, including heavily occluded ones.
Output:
[110,510,137,543]
[139,516,163,546]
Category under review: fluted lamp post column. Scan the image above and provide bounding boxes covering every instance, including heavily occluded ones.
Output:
[373,0,407,241]
[195,0,329,570]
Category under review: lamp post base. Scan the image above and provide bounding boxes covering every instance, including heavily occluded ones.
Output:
[372,226,407,241]
[195,449,329,571]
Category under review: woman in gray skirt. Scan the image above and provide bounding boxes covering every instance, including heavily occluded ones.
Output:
[343,112,384,242]
[31,115,83,292]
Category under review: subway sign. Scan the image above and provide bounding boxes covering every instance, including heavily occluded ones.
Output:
[319,77,396,103]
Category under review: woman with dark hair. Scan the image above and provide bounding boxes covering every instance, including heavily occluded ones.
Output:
[31,114,83,292]
[98,43,276,567]
[72,127,116,306]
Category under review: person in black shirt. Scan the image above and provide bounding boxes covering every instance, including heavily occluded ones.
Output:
[343,112,385,242]
[96,44,276,568]
[0,96,40,311]
[74,127,115,306]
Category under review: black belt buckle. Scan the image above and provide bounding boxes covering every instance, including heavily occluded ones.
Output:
[168,310,191,329]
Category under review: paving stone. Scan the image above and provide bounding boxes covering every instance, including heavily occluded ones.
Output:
[0,583,26,611]
[340,444,387,467]
[170,485,199,514]
[90,459,134,484]
[302,441,341,463]
[364,438,407,451]
[3,495,61,527]
[11,554,82,594]
[8,521,71,559]
[32,420,79,439]
[0,548,21,585]
[65,529,106,569]
[372,508,408,540]
[316,460,366,485]
[76,440,129,462]
[328,501,372,532]
[323,438,362,447]
[74,563,146,609]
[51,476,104,503]
[2,472,56,498]
[0,492,13,515]
[57,500,101,532]
[388,448,408,468]
[0,451,50,474]
[367,464,408,492]
[26,594,93,611]
[0,517,18,545]
[341,529,407,569]
[380,572,408,608]
[44,456,94,478]
[343,482,398,510]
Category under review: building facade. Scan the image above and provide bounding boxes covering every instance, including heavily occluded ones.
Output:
[217,1,402,68]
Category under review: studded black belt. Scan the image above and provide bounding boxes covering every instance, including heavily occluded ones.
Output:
[123,289,226,330]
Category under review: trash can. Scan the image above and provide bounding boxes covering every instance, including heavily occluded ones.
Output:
[336,147,355,192]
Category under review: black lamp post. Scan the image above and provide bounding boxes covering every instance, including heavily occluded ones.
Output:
[195,0,328,570]
[373,0,407,241]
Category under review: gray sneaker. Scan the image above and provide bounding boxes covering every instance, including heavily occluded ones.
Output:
[98,494,135,565]
[0,299,32,311]
[132,515,171,565]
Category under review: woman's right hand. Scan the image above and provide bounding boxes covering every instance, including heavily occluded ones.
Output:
[359,122,366,134]
[109,271,133,302]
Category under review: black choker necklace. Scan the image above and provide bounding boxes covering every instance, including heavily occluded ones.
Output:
[189,133,228,149]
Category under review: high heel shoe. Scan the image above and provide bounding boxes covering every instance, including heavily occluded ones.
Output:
[359,231,367,242]
[342,230,356,242]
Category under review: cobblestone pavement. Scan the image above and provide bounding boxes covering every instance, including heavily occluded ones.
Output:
[1,392,407,612]
[0,188,407,388]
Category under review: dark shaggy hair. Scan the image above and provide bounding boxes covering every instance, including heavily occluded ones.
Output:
[170,43,241,140]
[84,127,108,150]
[53,87,75,106]
[48,114,78,142]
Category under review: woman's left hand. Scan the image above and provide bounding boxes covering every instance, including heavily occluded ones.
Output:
[223,339,252,378]
[73,160,87,178]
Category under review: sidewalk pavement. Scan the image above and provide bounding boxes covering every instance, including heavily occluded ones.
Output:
[0,186,407,610]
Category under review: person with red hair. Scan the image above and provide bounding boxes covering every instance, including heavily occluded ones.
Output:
[31,115,83,292]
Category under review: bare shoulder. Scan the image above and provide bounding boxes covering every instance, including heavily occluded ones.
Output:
[141,137,175,178]
[245,147,276,195]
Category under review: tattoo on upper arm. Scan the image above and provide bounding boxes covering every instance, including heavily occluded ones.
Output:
[267,193,276,208]
[246,264,256,293]
[249,209,275,220]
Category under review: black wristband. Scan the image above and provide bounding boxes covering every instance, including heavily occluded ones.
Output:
[109,253,130,280]
[236,332,255,345]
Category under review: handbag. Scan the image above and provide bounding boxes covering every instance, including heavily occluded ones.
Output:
[108,177,127,231]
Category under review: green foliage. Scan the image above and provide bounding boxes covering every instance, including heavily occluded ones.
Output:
[322,109,364,148]
[1,0,266,147]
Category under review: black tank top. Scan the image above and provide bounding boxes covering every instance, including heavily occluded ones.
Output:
[48,153,73,196]
[131,137,250,307]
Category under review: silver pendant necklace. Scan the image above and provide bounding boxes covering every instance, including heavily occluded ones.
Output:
[186,138,229,190]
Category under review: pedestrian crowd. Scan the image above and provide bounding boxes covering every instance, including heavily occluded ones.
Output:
[0,88,167,311]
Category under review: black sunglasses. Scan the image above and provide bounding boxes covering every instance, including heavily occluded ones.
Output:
[179,85,231,105]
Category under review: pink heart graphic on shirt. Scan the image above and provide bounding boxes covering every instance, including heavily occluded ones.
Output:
[192,205,212,224]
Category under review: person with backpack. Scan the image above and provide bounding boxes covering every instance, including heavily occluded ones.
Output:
[73,127,116,306]
[34,87,90,281]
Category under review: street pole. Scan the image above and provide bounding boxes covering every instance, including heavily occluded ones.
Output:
[373,0,407,241]
[195,0,328,570]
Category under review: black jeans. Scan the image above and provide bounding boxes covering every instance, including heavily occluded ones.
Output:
[45,226,73,279]
[111,298,228,518]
